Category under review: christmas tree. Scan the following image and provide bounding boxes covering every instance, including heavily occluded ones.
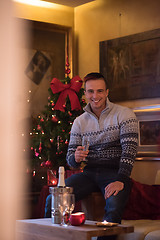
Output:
[30,59,86,171]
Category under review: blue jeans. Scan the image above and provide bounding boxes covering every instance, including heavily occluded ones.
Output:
[44,168,131,225]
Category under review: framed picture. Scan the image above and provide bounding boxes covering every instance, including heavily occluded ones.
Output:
[23,19,72,116]
[134,106,160,160]
[139,120,160,146]
[25,50,51,85]
[100,28,160,102]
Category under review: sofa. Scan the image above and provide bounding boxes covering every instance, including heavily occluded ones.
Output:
[81,179,160,240]
[37,170,160,239]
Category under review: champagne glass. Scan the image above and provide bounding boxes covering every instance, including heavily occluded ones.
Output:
[58,193,70,226]
[68,194,75,222]
[69,194,75,214]
[82,136,90,161]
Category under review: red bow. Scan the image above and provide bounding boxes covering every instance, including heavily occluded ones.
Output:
[50,76,83,112]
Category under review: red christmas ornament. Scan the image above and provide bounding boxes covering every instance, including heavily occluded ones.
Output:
[51,102,55,106]
[65,139,68,144]
[32,170,36,177]
[37,125,41,130]
[45,160,52,168]
[52,115,58,122]
[40,118,44,122]
[40,161,46,168]
[39,141,42,153]
[50,138,54,143]
[34,149,39,157]
[68,111,72,116]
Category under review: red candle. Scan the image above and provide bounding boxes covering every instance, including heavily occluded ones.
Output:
[69,212,85,226]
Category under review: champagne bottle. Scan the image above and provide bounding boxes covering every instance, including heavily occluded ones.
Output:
[57,166,65,187]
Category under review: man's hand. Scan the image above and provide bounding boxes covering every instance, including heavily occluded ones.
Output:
[75,146,89,163]
[105,181,124,199]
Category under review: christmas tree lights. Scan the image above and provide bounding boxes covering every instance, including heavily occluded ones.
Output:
[30,58,86,170]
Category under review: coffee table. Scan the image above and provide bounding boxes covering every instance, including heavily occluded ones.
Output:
[16,218,134,240]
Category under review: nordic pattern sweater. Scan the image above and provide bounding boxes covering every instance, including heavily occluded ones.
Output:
[66,98,138,182]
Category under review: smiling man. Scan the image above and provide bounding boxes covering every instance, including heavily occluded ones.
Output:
[44,72,138,239]
[84,77,109,118]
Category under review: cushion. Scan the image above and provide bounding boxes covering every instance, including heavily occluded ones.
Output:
[145,230,160,240]
[117,220,160,240]
[123,179,160,220]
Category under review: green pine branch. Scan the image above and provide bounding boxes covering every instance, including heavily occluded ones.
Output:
[29,77,86,170]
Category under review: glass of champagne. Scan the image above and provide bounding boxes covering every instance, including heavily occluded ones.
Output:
[67,194,75,225]
[69,194,75,215]
[82,136,90,161]
[58,193,70,226]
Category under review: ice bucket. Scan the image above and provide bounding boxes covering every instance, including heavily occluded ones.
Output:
[49,187,73,224]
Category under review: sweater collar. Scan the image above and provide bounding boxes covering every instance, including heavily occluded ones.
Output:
[83,98,113,116]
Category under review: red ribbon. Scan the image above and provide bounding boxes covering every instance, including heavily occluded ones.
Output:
[50,76,83,112]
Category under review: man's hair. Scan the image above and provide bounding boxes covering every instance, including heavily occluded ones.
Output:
[83,72,108,89]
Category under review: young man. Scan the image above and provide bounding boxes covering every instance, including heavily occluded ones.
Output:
[45,72,138,238]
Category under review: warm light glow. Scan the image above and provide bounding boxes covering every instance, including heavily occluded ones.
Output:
[52,179,57,185]
[134,105,160,113]
[13,0,67,9]
[72,212,84,216]
[103,220,108,223]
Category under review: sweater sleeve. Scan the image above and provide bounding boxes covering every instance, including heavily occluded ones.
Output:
[117,109,138,182]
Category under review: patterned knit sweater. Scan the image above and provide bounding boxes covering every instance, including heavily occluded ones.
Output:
[66,98,138,182]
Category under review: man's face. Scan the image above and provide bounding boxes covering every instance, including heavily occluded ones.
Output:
[84,79,109,114]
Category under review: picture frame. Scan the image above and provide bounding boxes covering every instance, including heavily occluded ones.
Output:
[23,19,72,116]
[100,28,160,102]
[25,50,51,85]
[134,105,160,160]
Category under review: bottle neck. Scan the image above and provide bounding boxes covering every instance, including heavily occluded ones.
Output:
[57,166,65,187]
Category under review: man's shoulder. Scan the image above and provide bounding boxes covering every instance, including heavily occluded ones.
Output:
[111,102,136,121]
[112,102,134,113]
[74,111,88,122]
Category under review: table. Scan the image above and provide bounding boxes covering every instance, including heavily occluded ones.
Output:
[16,218,134,240]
